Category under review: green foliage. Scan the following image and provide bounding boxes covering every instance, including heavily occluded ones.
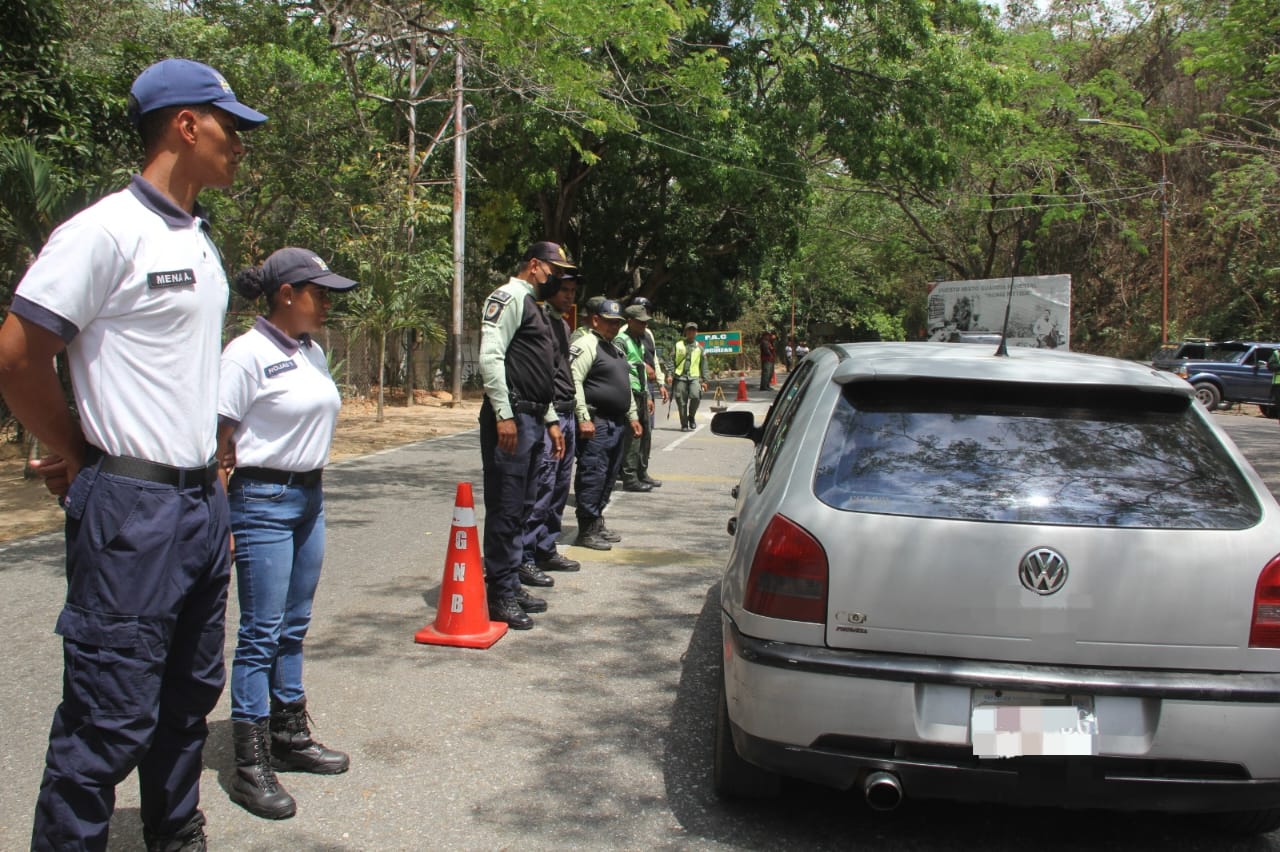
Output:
[4,0,1279,367]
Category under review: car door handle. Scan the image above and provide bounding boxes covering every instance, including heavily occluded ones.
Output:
[727,516,737,536]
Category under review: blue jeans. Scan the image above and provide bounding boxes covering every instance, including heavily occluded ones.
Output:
[228,479,325,722]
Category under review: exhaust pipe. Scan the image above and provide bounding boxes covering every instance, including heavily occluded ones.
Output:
[863,771,904,811]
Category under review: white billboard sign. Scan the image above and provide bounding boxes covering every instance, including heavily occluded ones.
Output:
[926,274,1071,350]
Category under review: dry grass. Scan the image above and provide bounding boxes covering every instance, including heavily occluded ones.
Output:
[0,389,480,544]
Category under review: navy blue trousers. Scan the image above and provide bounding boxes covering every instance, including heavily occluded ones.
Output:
[574,417,626,522]
[523,412,576,563]
[33,464,230,851]
[479,401,546,599]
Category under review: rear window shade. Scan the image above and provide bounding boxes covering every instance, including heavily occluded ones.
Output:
[814,380,1261,529]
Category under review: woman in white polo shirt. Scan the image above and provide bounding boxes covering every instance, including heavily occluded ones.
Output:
[216,247,357,820]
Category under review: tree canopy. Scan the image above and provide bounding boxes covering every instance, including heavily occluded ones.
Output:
[1,0,1278,364]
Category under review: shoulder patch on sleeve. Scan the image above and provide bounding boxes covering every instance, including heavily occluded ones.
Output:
[483,289,514,324]
[568,343,584,361]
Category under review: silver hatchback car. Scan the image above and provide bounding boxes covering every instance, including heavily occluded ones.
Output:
[712,342,1280,835]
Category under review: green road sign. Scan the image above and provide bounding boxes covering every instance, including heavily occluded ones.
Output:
[696,331,742,355]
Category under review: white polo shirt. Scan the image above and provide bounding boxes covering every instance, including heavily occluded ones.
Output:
[219,318,341,472]
[10,176,228,467]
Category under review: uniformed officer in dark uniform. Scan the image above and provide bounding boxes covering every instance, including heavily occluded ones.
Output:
[478,241,573,628]
[520,270,582,584]
[571,300,642,550]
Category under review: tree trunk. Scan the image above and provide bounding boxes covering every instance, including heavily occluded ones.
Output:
[403,328,416,406]
[377,328,387,423]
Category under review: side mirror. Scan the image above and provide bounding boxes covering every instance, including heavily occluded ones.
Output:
[711,410,763,444]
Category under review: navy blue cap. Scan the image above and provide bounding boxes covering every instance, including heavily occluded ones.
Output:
[129,59,268,129]
[595,299,624,320]
[262,248,358,292]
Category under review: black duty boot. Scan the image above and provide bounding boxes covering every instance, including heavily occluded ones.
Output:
[597,520,622,542]
[269,699,351,775]
[489,594,535,628]
[229,720,296,820]
[517,562,555,587]
[144,811,208,852]
[514,586,548,613]
[537,552,581,572]
[574,518,613,551]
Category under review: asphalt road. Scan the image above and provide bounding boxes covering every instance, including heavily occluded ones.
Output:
[1,398,1279,851]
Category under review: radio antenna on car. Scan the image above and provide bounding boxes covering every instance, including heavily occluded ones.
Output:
[995,229,1026,358]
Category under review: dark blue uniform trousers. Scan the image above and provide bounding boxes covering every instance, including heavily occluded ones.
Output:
[523,412,576,563]
[33,464,230,851]
[479,402,547,599]
[574,417,626,523]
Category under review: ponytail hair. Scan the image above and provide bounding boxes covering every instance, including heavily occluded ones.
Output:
[234,265,268,302]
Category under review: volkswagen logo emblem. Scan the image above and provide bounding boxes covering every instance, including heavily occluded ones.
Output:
[1018,547,1068,595]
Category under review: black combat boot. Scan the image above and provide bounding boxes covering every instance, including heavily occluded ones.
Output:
[229,720,296,820]
[143,810,208,852]
[574,518,613,550]
[597,519,622,542]
[269,698,351,775]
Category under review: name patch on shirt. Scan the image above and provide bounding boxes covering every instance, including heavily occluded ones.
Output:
[483,290,513,324]
[147,269,197,289]
[265,359,298,379]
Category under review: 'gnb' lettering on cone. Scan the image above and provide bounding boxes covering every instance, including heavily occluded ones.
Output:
[414,483,508,648]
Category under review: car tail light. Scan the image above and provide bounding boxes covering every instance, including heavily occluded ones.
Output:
[743,514,828,623]
[1248,555,1280,647]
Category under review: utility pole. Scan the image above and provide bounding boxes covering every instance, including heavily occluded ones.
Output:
[449,47,467,406]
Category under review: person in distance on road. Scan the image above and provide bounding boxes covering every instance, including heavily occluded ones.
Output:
[672,322,708,431]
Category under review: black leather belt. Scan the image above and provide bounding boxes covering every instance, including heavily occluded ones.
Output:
[86,445,219,488]
[511,401,549,416]
[233,466,323,487]
[554,403,575,415]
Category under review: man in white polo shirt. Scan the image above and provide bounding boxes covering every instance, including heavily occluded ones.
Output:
[0,59,266,852]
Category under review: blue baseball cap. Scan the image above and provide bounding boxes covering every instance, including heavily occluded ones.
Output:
[129,59,268,129]
[262,248,359,292]
[595,299,624,320]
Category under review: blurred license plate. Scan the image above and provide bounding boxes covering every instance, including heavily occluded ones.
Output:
[971,690,1098,758]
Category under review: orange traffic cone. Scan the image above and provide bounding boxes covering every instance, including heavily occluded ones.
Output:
[414,483,508,649]
[771,368,778,387]
[736,374,749,401]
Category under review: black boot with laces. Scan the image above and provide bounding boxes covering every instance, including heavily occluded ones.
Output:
[270,698,351,775]
[229,720,296,819]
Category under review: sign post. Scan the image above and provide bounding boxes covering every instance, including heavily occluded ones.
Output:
[697,331,742,355]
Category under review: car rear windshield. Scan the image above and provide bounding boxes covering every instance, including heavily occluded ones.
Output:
[814,381,1262,528]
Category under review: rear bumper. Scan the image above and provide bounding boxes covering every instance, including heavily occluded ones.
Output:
[724,615,1280,812]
